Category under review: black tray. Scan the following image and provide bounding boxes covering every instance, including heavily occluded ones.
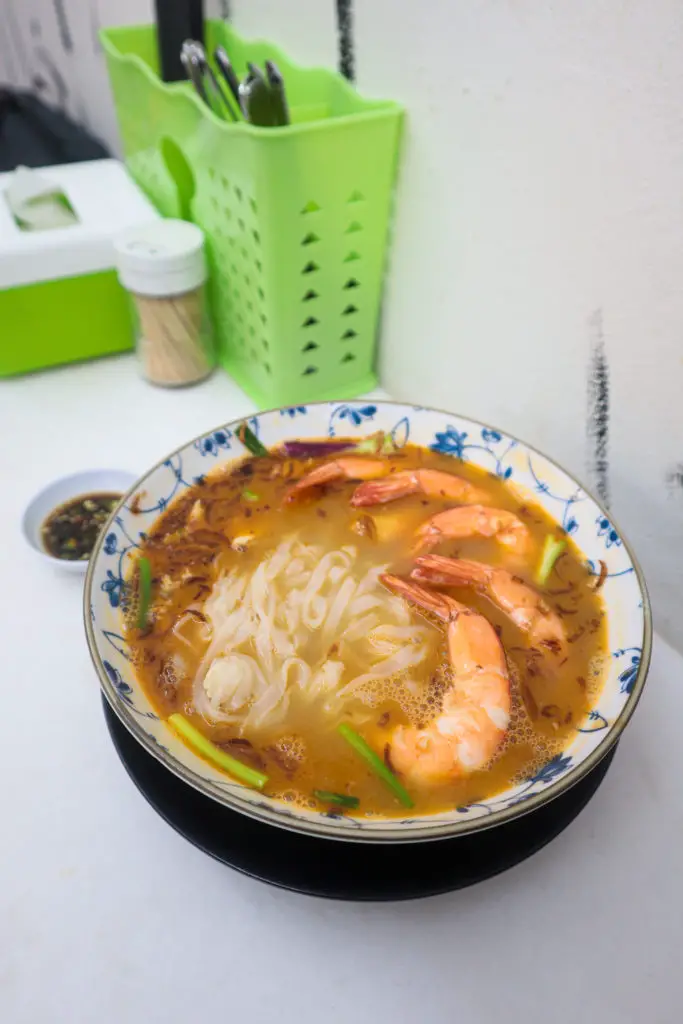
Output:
[103,698,616,901]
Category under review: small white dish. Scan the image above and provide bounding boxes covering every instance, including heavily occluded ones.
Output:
[22,469,137,574]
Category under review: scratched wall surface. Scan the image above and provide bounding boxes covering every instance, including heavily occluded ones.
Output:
[1,0,681,650]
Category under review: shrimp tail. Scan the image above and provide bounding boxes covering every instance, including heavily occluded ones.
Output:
[381,573,463,622]
[412,555,491,588]
[284,462,345,502]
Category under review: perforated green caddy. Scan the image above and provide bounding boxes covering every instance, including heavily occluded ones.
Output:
[101,21,404,407]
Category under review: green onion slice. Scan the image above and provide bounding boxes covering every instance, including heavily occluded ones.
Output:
[137,556,152,630]
[535,534,567,586]
[337,723,413,808]
[169,714,269,790]
[236,421,268,457]
[313,789,360,809]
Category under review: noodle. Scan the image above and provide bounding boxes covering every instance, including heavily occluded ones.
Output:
[194,535,433,729]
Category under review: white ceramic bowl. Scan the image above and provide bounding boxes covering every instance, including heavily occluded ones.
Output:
[23,469,137,574]
[84,402,651,842]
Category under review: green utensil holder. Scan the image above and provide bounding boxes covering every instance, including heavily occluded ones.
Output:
[101,21,404,408]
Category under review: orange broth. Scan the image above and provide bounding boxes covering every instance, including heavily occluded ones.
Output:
[125,443,607,817]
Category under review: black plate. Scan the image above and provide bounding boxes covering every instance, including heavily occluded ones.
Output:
[103,698,616,901]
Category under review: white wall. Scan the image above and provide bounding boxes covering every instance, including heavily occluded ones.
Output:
[2,0,682,650]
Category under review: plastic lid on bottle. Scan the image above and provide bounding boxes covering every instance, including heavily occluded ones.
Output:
[113,219,207,297]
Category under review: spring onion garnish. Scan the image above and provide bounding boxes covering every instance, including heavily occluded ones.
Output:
[168,714,268,789]
[354,431,396,455]
[337,723,414,808]
[137,556,152,630]
[242,489,259,501]
[313,789,360,809]
[236,421,268,457]
[535,534,567,586]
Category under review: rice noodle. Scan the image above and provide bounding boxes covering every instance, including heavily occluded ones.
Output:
[342,612,380,642]
[172,613,211,652]
[337,643,430,696]
[367,624,425,656]
[193,535,434,730]
[321,575,357,648]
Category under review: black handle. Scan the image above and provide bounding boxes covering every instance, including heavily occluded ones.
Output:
[154,0,204,83]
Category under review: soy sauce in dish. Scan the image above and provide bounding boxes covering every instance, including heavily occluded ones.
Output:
[41,492,121,561]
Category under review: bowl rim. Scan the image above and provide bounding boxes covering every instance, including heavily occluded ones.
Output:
[84,399,652,843]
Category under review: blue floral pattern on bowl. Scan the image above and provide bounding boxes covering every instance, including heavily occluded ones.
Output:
[431,424,516,479]
[85,401,651,843]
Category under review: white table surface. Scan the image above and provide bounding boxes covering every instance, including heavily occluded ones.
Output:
[2,355,681,1024]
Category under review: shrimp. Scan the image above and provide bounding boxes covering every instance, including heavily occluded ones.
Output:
[284,457,389,502]
[416,505,530,553]
[412,555,567,658]
[380,574,511,784]
[285,456,490,508]
[352,469,490,507]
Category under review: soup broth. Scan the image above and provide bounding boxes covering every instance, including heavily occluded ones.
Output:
[125,441,607,817]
